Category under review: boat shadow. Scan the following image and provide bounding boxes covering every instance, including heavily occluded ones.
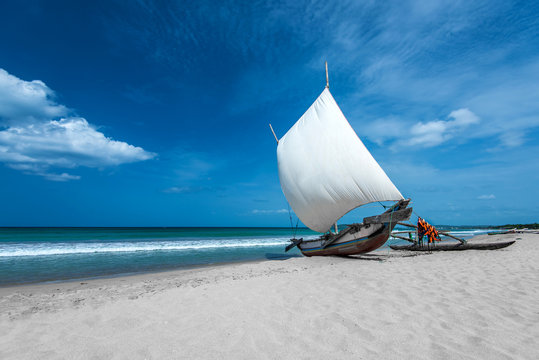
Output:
[335,253,423,261]
[335,254,388,262]
[264,253,302,260]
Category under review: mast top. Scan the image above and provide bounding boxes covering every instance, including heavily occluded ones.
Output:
[325,62,329,88]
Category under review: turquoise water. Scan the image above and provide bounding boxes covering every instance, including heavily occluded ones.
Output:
[0,226,496,286]
[0,227,317,286]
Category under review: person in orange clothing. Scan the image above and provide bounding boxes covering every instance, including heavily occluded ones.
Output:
[417,217,441,244]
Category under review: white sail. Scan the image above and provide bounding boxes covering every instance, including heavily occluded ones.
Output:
[277,88,404,233]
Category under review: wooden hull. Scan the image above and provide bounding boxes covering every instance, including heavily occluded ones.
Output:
[299,224,393,256]
[390,240,515,252]
[285,199,412,256]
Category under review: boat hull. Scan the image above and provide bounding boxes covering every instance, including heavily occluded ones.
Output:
[299,223,394,256]
[288,199,411,257]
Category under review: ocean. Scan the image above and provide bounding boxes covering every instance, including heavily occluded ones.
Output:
[0,226,497,286]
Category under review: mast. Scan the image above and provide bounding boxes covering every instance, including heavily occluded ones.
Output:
[325,61,329,88]
[269,123,279,144]
[328,62,336,236]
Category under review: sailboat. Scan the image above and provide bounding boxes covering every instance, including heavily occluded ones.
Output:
[271,64,412,256]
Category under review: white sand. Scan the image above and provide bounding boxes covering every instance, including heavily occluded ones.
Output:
[1,233,538,359]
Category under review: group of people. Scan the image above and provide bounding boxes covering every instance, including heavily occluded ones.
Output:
[417,217,441,244]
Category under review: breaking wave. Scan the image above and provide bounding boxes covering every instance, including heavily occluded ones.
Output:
[0,237,312,258]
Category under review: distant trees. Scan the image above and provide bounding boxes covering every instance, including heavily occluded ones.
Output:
[494,223,539,229]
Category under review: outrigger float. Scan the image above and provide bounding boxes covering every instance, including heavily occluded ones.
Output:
[389,221,515,252]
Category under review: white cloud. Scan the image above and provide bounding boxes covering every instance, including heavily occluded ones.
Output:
[0,69,67,121]
[477,194,495,200]
[360,117,407,146]
[407,108,479,147]
[0,117,155,167]
[499,132,525,148]
[0,69,155,180]
[408,120,448,147]
[7,163,82,182]
[448,108,480,127]
[363,108,480,148]
[163,185,221,194]
[252,209,288,214]
[164,186,193,193]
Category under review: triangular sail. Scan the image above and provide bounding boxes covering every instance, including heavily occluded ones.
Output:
[277,88,404,233]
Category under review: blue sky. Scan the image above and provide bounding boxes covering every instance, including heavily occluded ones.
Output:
[0,0,538,226]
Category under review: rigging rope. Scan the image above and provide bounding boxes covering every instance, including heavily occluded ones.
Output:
[378,201,389,209]
[288,203,293,229]
[288,203,300,239]
[387,203,398,256]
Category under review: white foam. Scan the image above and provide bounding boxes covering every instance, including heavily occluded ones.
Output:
[0,236,317,258]
[443,229,494,236]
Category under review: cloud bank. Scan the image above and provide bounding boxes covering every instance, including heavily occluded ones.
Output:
[0,69,155,180]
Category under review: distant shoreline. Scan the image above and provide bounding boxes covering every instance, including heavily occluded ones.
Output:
[492,223,539,229]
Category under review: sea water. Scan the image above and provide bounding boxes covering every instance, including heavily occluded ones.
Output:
[0,226,497,285]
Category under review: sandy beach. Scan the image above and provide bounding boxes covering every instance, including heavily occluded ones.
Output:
[1,232,537,359]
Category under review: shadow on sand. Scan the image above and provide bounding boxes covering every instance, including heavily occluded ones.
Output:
[264,253,302,260]
[265,252,423,262]
[335,252,424,261]
[335,254,388,262]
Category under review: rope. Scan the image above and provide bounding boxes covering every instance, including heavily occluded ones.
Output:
[386,205,395,256]
[287,203,293,229]
[288,203,300,239]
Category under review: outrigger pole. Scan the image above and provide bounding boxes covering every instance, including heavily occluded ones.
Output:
[390,233,415,243]
[397,222,467,244]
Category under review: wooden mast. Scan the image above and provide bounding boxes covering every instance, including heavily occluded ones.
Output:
[269,123,279,144]
[325,61,329,88]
